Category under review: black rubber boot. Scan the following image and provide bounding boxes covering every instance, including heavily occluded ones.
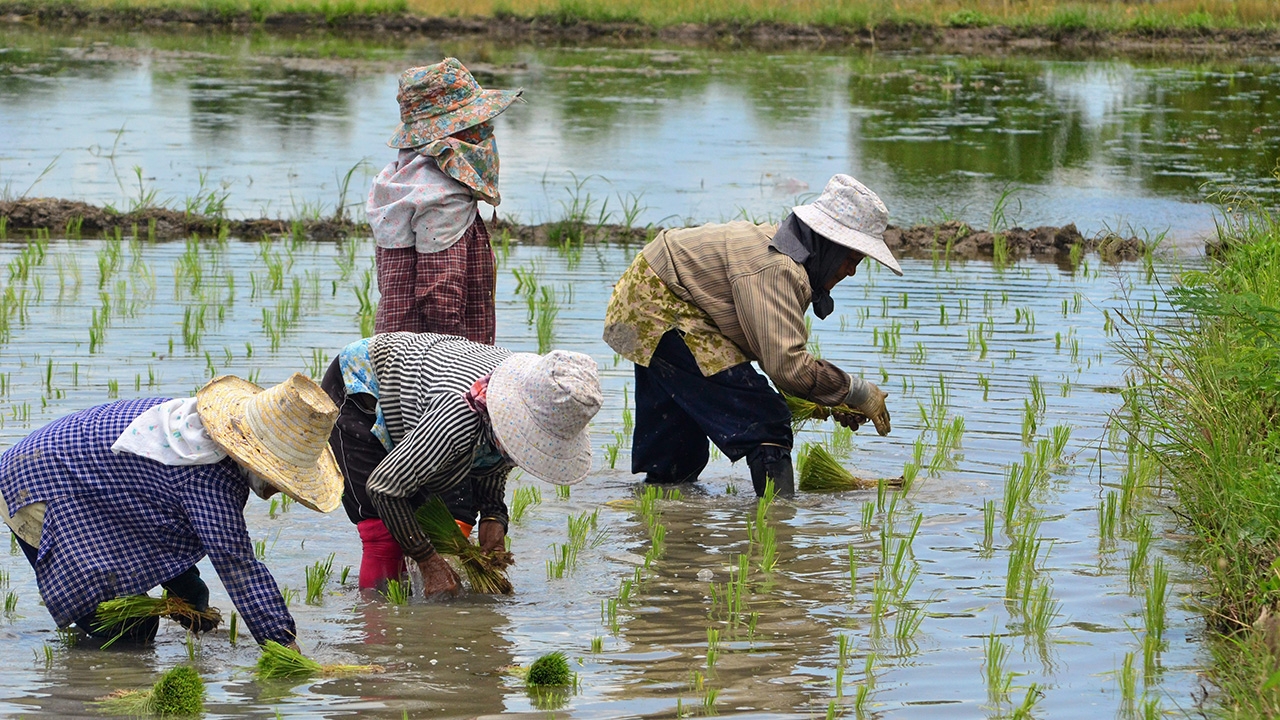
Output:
[747,445,794,499]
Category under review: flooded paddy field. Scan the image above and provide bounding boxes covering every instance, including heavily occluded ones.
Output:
[2,28,1279,241]
[0,232,1200,717]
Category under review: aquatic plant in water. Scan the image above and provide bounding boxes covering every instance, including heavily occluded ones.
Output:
[256,640,381,680]
[798,444,885,492]
[526,651,572,687]
[96,665,204,717]
[93,595,220,649]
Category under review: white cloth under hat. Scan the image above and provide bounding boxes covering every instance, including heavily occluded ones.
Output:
[111,397,228,466]
[486,350,602,486]
[793,174,903,276]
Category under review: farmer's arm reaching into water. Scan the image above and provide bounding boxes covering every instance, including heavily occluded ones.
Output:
[182,467,296,646]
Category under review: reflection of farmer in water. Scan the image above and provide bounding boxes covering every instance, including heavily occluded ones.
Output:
[367,58,524,538]
[322,333,601,597]
[0,373,342,651]
[604,175,900,498]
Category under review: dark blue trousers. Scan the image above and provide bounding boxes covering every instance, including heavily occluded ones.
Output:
[632,330,792,483]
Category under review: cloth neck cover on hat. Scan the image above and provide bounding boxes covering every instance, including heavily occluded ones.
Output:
[417,122,501,205]
[111,397,228,466]
[769,212,852,320]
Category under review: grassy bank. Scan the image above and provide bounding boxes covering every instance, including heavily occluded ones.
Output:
[1120,200,1280,715]
[7,0,1279,32]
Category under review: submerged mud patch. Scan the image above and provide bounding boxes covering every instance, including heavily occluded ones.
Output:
[0,197,1150,262]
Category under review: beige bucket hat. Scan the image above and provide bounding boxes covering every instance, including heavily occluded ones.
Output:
[196,372,343,513]
[793,174,903,276]
[487,350,602,486]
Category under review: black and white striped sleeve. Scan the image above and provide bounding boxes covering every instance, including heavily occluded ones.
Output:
[366,394,480,561]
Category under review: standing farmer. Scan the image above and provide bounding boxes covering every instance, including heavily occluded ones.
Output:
[321,333,602,595]
[367,57,522,345]
[604,175,900,498]
[0,373,343,649]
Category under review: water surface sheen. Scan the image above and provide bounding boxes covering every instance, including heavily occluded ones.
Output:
[0,235,1199,717]
[1,30,1278,239]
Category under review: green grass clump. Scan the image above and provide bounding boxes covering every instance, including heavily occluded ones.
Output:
[415,496,513,594]
[1119,197,1280,715]
[96,665,204,717]
[255,640,382,679]
[526,651,572,686]
[784,394,868,431]
[798,444,886,492]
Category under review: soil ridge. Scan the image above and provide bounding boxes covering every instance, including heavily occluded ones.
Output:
[2,4,1278,55]
[1,197,1149,263]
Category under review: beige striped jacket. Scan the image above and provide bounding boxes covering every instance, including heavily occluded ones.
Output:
[603,221,856,407]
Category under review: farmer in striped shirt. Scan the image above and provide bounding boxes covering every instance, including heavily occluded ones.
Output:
[0,373,343,649]
[603,175,900,498]
[321,333,602,596]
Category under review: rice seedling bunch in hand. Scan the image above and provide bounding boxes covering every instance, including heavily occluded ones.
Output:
[415,496,514,595]
[526,651,572,687]
[96,664,205,716]
[799,445,885,492]
[93,595,221,648]
[785,394,869,431]
[255,641,382,680]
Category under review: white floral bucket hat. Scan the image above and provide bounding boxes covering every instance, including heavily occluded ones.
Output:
[794,174,903,276]
[196,372,344,512]
[486,350,602,486]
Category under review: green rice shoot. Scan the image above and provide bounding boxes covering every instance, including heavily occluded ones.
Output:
[415,496,514,595]
[93,595,221,649]
[96,664,205,716]
[799,444,892,492]
[785,394,869,431]
[255,640,382,680]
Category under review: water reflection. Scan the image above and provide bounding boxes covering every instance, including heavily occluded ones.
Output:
[3,29,1276,237]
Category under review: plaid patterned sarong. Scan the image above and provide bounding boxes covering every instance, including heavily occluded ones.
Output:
[373,213,496,344]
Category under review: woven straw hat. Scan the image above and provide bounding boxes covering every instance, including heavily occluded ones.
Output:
[388,58,523,149]
[794,174,903,276]
[487,350,602,486]
[196,373,343,513]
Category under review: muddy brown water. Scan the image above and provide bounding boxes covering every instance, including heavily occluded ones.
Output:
[0,233,1199,717]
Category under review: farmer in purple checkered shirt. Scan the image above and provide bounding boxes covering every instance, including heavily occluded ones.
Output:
[0,373,343,649]
[367,58,523,539]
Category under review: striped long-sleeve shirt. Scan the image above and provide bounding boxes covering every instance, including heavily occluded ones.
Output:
[604,222,867,407]
[364,333,513,562]
[0,399,296,645]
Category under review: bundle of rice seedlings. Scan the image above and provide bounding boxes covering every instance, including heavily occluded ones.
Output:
[93,595,221,649]
[526,651,572,687]
[785,394,868,430]
[799,444,889,492]
[96,665,204,716]
[255,640,383,680]
[415,496,514,595]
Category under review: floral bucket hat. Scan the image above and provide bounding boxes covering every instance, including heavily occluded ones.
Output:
[387,58,524,149]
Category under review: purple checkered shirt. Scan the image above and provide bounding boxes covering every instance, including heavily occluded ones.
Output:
[0,398,296,645]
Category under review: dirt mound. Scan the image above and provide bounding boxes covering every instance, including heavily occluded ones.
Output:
[1,197,1150,263]
[1,3,1278,56]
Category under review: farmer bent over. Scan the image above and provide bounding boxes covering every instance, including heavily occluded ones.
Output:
[603,174,901,498]
[321,332,602,596]
[0,373,343,649]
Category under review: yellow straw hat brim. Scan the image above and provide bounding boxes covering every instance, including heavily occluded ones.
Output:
[197,375,343,513]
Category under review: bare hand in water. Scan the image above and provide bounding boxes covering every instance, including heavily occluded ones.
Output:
[417,552,460,597]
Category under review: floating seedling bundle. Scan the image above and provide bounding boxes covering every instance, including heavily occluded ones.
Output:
[785,394,869,430]
[798,444,897,492]
[414,496,514,595]
[96,664,205,716]
[255,640,382,680]
[93,595,221,648]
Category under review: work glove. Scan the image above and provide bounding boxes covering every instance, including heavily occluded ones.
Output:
[831,409,870,431]
[853,382,892,436]
[417,551,461,598]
